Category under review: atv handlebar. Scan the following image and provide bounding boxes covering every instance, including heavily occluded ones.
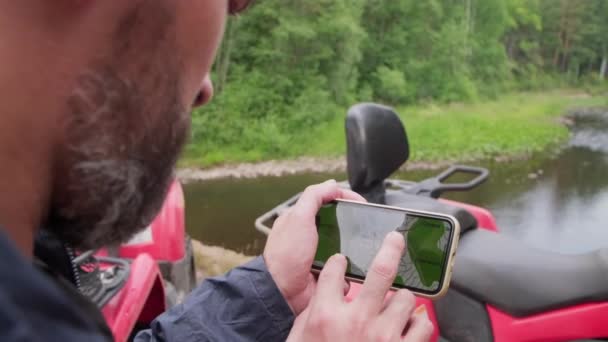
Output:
[255,192,301,235]
[254,165,489,234]
[404,165,489,198]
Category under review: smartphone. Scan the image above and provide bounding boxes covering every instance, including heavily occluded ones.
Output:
[313,199,460,298]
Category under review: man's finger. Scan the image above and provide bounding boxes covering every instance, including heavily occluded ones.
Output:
[286,305,311,342]
[338,188,367,203]
[292,180,341,219]
[294,180,368,218]
[343,279,351,296]
[378,290,416,334]
[355,231,405,314]
[402,306,434,342]
[313,254,348,306]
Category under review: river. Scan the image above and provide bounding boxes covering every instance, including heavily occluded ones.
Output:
[184,108,608,255]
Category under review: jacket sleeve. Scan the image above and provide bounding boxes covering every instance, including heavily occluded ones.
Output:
[135,256,295,342]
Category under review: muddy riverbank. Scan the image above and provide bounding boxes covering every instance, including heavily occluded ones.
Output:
[177,155,532,183]
[192,239,254,282]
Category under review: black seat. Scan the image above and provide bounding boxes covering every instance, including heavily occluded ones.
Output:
[385,191,478,234]
[346,103,410,203]
[452,229,608,317]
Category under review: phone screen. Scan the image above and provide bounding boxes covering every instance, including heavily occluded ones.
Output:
[313,200,455,295]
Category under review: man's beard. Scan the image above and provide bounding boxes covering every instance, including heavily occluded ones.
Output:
[44,6,195,249]
[47,64,189,250]
[46,6,190,250]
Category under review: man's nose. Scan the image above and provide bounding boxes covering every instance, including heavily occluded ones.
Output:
[193,75,214,108]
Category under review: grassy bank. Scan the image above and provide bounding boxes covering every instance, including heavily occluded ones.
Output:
[181,90,607,168]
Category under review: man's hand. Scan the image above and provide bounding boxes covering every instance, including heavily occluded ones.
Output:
[287,232,434,341]
[263,180,364,315]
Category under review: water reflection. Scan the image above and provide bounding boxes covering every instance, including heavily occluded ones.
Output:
[478,113,608,254]
[184,173,343,255]
[569,112,608,154]
[438,110,608,253]
[185,109,608,255]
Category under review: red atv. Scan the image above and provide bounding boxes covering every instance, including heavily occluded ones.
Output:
[255,103,608,342]
[98,180,196,341]
[36,180,195,342]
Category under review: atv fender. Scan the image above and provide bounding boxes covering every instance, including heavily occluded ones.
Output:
[102,254,166,342]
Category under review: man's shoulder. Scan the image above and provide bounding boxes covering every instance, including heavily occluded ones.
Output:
[0,230,111,341]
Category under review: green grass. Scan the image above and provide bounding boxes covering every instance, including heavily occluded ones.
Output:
[180,89,607,167]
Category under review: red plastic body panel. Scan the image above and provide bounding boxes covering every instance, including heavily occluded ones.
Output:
[439,199,499,232]
[439,200,608,340]
[346,284,440,342]
[119,180,186,262]
[102,254,166,342]
[488,303,608,342]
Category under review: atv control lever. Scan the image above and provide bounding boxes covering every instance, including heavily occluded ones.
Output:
[404,165,489,198]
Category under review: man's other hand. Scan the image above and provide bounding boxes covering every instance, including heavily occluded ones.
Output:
[287,232,434,341]
[263,179,364,315]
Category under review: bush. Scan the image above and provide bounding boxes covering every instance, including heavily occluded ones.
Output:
[373,66,413,105]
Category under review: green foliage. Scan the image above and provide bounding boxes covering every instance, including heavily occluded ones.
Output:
[182,91,606,167]
[184,0,608,167]
[373,66,412,104]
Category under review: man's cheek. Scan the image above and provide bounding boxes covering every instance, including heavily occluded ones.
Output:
[174,1,227,102]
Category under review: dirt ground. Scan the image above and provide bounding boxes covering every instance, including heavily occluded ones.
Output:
[192,239,254,282]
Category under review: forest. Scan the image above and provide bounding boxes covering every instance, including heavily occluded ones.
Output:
[185,0,608,166]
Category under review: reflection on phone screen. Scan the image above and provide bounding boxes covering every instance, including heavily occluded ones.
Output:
[314,201,453,293]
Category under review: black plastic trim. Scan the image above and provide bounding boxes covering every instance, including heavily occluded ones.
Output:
[434,288,494,342]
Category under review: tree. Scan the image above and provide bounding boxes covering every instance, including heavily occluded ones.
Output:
[188,0,607,163]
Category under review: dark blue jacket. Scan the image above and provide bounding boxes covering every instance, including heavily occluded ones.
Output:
[135,257,295,341]
[0,231,294,341]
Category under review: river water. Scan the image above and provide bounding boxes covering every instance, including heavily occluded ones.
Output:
[184,109,608,255]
